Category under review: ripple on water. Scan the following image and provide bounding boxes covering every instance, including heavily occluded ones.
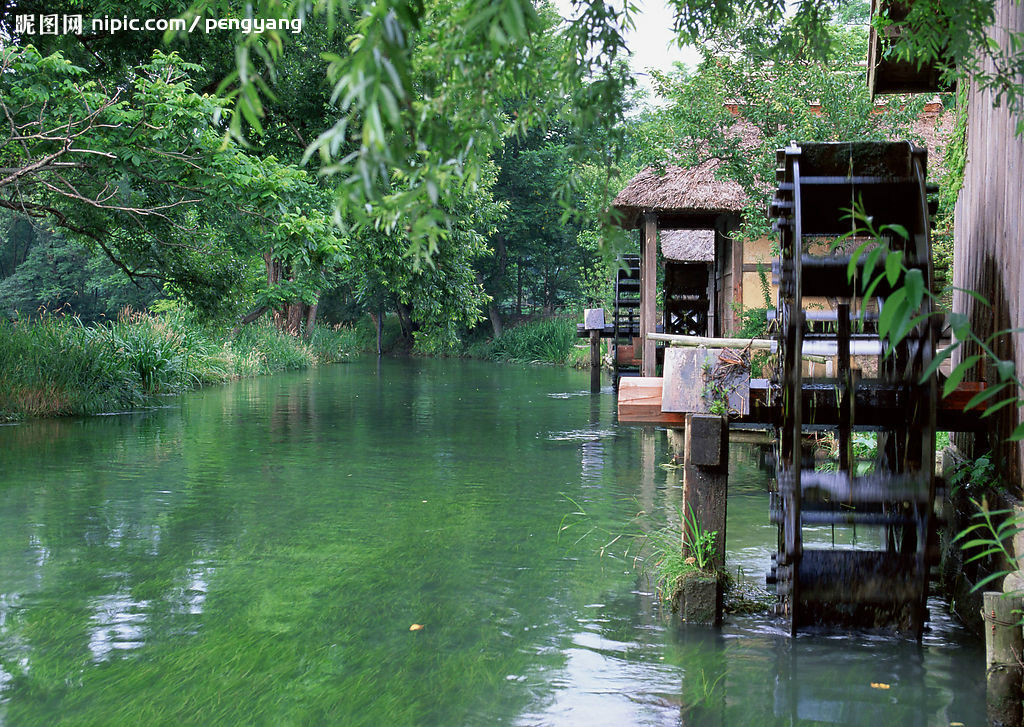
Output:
[543,428,617,442]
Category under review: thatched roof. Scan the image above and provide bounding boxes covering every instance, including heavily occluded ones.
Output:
[612,108,952,229]
[661,229,714,262]
[612,159,748,227]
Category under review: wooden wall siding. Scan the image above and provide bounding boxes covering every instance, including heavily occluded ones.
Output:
[953,0,1024,483]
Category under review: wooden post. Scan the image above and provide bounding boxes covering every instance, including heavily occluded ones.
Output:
[589,329,601,392]
[641,213,658,377]
[731,234,743,333]
[706,261,716,337]
[984,591,1023,727]
[584,308,604,393]
[681,413,729,625]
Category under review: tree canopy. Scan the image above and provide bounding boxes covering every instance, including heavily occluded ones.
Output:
[0,0,1001,342]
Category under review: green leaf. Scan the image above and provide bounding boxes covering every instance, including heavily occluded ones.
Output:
[964,380,1009,410]
[1009,422,1024,442]
[982,397,1020,418]
[995,358,1016,381]
[951,286,991,307]
[949,312,971,340]
[880,222,909,240]
[884,249,903,286]
[919,342,957,384]
[846,243,868,283]
[878,287,907,340]
[904,268,924,311]
[971,569,1011,592]
[863,245,885,286]
[944,355,981,398]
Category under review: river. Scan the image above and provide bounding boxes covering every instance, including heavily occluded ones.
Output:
[0,358,985,725]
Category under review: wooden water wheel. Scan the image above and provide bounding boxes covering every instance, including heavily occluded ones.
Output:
[767,141,939,637]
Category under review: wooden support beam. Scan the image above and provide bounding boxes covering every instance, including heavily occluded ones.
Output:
[684,413,728,571]
[731,235,743,332]
[641,213,658,376]
[617,376,992,431]
[681,413,728,625]
[984,591,1023,727]
[617,377,685,424]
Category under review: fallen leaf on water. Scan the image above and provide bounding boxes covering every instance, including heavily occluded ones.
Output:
[409,623,424,631]
[870,682,890,690]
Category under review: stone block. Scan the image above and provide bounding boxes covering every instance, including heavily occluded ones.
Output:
[584,308,605,330]
[681,572,720,625]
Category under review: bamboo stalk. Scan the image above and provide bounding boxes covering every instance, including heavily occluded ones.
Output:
[645,333,830,362]
[647,333,774,349]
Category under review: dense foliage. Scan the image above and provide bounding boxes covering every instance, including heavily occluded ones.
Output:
[0,0,1010,409]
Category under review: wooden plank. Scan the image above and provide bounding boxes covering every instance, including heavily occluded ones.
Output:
[618,377,988,428]
[732,235,744,331]
[617,377,686,424]
[662,347,715,413]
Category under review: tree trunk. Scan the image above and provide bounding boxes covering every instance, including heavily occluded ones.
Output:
[395,301,416,342]
[303,302,318,341]
[369,312,382,355]
[487,300,503,337]
[476,272,503,337]
[231,305,270,335]
[516,260,523,316]
[286,301,304,335]
[264,252,287,330]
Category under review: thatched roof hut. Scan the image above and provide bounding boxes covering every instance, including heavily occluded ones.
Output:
[612,159,747,229]
[612,107,951,230]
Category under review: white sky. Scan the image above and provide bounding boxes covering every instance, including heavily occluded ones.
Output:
[554,1,701,102]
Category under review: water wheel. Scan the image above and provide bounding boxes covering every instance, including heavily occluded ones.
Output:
[767,141,939,637]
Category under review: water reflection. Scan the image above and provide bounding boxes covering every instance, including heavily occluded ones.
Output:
[88,592,149,661]
[0,359,986,726]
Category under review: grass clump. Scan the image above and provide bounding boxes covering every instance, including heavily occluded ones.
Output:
[0,316,144,417]
[643,506,725,613]
[0,309,366,420]
[488,317,576,365]
[230,322,315,376]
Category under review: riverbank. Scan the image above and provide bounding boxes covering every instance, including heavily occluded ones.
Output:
[0,312,592,420]
[0,310,364,420]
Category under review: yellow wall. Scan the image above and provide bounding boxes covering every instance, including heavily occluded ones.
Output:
[741,236,836,313]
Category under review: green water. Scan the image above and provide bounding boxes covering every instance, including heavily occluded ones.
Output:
[0,358,985,726]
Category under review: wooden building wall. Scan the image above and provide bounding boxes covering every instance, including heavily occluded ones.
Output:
[953,0,1024,486]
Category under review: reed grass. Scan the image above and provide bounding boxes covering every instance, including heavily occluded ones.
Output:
[486,317,577,365]
[0,311,364,419]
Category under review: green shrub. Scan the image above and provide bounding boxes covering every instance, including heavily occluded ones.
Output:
[735,306,769,338]
[309,324,366,363]
[97,310,192,394]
